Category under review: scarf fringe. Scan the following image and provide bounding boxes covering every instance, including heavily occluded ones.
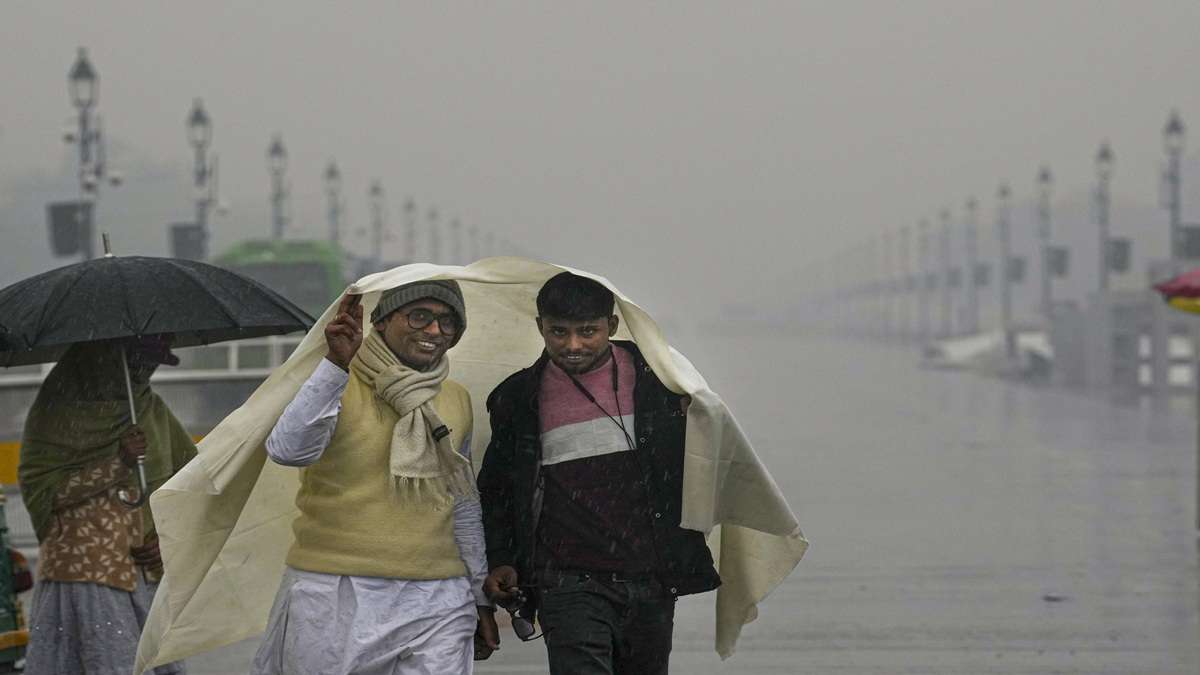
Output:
[391,471,477,510]
[351,330,473,510]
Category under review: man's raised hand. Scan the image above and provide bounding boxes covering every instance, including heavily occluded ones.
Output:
[324,293,363,371]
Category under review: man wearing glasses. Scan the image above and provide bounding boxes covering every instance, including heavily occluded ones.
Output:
[479,272,720,675]
[252,280,498,674]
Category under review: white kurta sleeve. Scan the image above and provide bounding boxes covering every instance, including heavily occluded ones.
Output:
[265,357,350,467]
[452,434,491,607]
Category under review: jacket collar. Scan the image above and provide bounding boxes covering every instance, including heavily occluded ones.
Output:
[521,340,644,412]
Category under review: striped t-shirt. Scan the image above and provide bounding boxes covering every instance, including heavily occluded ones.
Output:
[536,347,657,573]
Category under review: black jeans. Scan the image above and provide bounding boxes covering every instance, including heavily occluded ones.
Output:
[536,571,676,675]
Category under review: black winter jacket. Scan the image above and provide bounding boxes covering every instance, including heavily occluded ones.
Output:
[478,341,721,598]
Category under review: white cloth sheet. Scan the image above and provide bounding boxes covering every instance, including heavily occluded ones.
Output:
[134,259,808,673]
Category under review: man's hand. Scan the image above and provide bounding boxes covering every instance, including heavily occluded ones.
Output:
[474,607,499,660]
[324,294,363,371]
[483,565,520,603]
[130,534,163,573]
[118,425,147,468]
[679,395,692,415]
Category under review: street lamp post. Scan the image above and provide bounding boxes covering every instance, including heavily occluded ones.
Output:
[1164,111,1186,260]
[918,219,931,344]
[996,183,1015,359]
[427,208,442,263]
[187,98,217,259]
[266,135,289,240]
[939,208,952,338]
[369,181,386,270]
[881,228,893,340]
[324,160,343,248]
[899,225,911,340]
[403,198,417,262]
[1036,165,1054,319]
[65,47,122,260]
[1096,142,1114,292]
[964,197,980,336]
[449,218,462,265]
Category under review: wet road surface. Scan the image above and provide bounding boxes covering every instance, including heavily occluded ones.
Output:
[189,335,1200,673]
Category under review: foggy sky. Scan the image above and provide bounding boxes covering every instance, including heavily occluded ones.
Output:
[3,1,1200,324]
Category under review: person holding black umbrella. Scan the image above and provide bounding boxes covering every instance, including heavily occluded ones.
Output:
[19,335,195,675]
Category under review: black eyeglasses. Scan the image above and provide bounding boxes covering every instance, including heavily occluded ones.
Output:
[403,308,460,335]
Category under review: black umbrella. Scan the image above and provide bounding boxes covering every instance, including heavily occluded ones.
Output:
[0,255,314,366]
[0,250,316,505]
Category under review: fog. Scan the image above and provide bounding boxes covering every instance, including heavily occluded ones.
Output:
[3,3,1200,673]
[4,2,1200,322]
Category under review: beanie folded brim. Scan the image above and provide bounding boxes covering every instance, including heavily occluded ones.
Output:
[370,280,467,344]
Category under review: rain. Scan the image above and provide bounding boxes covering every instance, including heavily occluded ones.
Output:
[2,2,1200,673]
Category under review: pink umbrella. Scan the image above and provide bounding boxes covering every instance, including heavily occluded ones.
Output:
[1155,268,1200,314]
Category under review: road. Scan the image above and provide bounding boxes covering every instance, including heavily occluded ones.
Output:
[180,335,1200,673]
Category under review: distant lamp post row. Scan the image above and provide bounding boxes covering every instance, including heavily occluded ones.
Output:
[320,163,489,266]
[821,109,1187,345]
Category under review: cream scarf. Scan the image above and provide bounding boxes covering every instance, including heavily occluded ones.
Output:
[348,330,475,504]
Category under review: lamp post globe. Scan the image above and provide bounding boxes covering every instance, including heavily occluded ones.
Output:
[267,135,287,175]
[187,98,212,151]
[324,161,342,194]
[1037,165,1053,200]
[1096,142,1114,181]
[1164,110,1186,156]
[68,47,98,110]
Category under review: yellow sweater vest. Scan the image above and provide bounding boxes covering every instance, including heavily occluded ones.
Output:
[285,370,473,579]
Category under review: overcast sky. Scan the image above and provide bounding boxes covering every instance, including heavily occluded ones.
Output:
[2,1,1200,322]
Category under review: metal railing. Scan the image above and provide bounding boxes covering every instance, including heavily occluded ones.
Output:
[0,335,304,389]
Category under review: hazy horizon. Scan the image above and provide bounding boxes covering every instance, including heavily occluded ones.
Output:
[4,1,1200,323]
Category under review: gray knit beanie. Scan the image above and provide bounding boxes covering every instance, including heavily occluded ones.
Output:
[370,279,467,344]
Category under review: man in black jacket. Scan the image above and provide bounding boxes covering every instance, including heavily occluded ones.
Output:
[479,271,719,675]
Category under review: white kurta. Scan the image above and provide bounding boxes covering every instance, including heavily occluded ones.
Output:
[250,358,486,675]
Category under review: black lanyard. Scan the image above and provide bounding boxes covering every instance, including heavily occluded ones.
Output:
[565,348,636,452]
